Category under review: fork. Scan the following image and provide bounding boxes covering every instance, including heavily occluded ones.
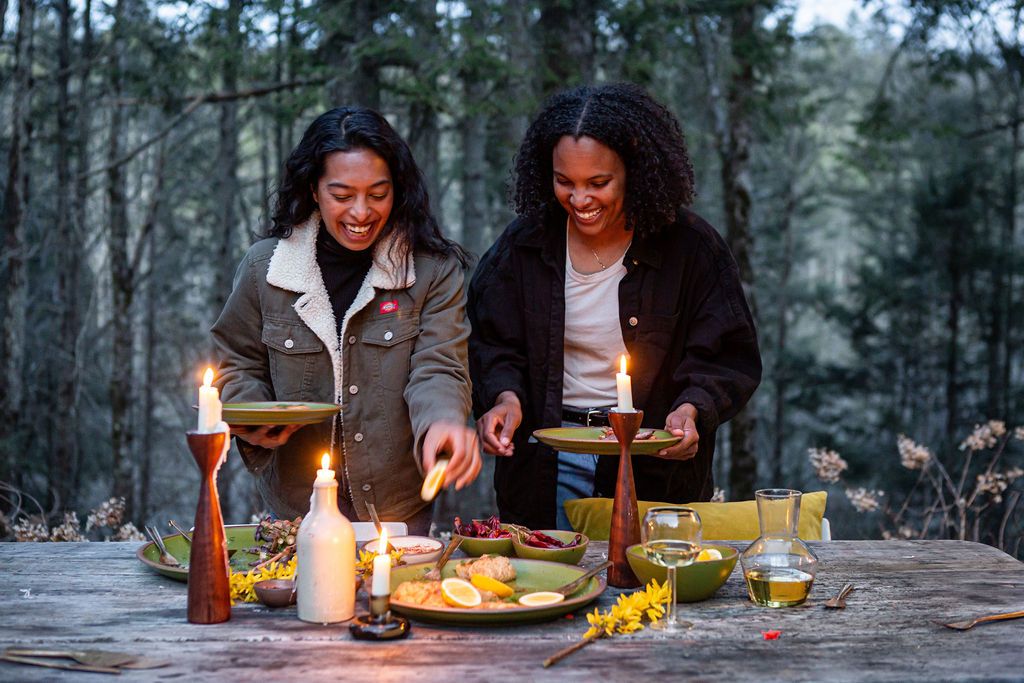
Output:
[424,536,463,581]
[942,609,1024,630]
[145,526,184,568]
[824,583,855,609]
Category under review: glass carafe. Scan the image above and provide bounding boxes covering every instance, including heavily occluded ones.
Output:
[740,489,818,607]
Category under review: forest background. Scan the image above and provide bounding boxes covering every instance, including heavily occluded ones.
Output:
[1,0,1023,554]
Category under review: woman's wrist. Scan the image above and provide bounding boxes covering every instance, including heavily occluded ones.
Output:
[495,390,521,410]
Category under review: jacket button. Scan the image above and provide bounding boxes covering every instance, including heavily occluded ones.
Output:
[348,335,356,345]
[361,483,372,492]
[628,316,638,327]
[383,330,394,341]
[349,385,359,394]
[354,432,364,442]
[284,338,294,349]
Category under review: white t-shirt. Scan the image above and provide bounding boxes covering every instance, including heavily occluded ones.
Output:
[562,247,629,408]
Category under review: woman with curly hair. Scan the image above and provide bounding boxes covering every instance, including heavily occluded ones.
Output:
[468,83,762,530]
[212,106,480,533]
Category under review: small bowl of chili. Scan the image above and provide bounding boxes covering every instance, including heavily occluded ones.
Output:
[453,515,515,557]
[512,529,589,565]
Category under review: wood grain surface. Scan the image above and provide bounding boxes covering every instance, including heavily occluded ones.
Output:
[1,539,1021,681]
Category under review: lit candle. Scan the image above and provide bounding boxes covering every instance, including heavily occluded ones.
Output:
[315,453,334,484]
[371,528,391,597]
[197,367,222,432]
[615,354,634,412]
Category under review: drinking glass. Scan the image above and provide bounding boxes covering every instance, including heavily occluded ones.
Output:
[641,506,702,631]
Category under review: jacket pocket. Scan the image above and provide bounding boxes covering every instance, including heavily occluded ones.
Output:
[361,316,420,392]
[262,319,324,399]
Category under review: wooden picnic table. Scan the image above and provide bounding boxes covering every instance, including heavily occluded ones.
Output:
[1,538,1021,681]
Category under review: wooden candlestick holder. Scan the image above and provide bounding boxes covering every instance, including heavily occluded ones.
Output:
[186,430,231,624]
[607,409,642,588]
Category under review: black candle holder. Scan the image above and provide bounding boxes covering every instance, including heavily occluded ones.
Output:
[349,593,410,640]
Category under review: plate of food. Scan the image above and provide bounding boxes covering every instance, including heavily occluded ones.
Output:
[222,401,339,426]
[532,426,681,456]
[389,555,606,625]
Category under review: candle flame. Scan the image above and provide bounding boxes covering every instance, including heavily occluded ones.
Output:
[378,528,389,555]
[619,355,627,374]
[321,453,330,470]
[203,367,214,387]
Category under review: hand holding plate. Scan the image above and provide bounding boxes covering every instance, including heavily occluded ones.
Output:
[232,423,303,448]
[656,403,699,460]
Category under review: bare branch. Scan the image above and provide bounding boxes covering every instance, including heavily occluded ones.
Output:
[104,76,329,108]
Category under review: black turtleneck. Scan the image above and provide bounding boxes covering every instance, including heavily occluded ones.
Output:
[315,223,374,333]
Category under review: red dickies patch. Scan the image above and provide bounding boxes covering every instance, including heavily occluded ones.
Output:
[379,300,399,314]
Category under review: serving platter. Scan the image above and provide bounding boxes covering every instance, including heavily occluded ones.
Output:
[388,558,606,625]
[533,426,682,456]
[221,402,339,426]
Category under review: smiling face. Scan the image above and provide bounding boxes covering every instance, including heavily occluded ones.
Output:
[552,135,627,239]
[313,148,394,250]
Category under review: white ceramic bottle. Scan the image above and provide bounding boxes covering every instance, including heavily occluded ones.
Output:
[297,455,356,623]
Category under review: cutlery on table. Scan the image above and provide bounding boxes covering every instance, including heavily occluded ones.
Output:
[824,582,855,609]
[145,526,184,568]
[424,536,463,581]
[551,560,612,597]
[168,519,192,544]
[942,609,1024,630]
[365,502,386,547]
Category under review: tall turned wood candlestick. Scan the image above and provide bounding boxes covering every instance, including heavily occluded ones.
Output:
[607,409,643,588]
[186,429,231,624]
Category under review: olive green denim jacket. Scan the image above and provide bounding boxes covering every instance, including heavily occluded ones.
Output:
[211,212,471,521]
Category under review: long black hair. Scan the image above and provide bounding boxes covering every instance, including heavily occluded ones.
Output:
[511,83,695,236]
[269,106,467,266]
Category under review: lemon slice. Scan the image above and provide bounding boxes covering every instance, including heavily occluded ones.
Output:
[518,591,565,607]
[441,578,482,608]
[696,548,723,562]
[470,573,514,598]
[420,459,449,501]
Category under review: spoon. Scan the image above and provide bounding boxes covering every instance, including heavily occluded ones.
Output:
[424,536,463,581]
[824,583,855,609]
[365,502,387,551]
[145,526,183,568]
[168,519,192,544]
[942,609,1024,630]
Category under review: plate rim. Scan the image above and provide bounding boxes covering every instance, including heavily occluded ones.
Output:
[532,426,682,454]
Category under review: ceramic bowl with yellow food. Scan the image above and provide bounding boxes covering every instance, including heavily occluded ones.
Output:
[625,543,738,602]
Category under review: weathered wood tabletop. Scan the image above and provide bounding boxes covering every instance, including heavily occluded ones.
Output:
[1,539,1022,681]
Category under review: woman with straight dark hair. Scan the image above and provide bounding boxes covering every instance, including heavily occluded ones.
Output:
[469,83,762,531]
[213,106,479,534]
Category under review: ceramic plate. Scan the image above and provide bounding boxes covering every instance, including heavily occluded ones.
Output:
[222,401,339,426]
[138,522,408,582]
[388,558,605,625]
[533,426,682,456]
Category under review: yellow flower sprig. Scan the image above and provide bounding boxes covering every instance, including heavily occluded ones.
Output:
[545,579,671,668]
[355,548,405,576]
[230,557,297,604]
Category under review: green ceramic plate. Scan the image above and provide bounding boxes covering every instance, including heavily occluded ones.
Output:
[389,558,605,625]
[533,427,682,456]
[136,525,264,581]
[625,543,738,602]
[223,401,339,426]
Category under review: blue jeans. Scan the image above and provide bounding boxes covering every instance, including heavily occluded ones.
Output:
[556,421,598,531]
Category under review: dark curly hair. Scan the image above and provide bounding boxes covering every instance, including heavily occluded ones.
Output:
[269,106,467,266]
[511,83,695,235]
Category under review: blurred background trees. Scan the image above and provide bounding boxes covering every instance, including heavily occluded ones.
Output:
[0,0,1021,552]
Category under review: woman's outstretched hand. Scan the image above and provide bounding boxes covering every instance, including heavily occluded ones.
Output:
[657,403,699,460]
[422,421,482,491]
[476,391,522,457]
[231,424,304,449]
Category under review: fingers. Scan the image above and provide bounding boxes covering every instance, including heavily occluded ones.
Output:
[477,410,514,456]
[421,428,439,473]
[453,430,482,490]
[658,417,699,460]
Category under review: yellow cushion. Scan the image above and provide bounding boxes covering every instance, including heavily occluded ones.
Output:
[564,491,828,541]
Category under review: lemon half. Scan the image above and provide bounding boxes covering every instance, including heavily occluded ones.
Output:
[696,548,723,562]
[518,591,565,607]
[441,577,481,608]
[470,573,514,598]
[420,459,449,501]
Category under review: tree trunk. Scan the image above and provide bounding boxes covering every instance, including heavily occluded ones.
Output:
[771,188,796,486]
[538,0,595,97]
[459,0,490,252]
[107,0,134,514]
[945,224,961,444]
[0,0,35,492]
[502,0,533,148]
[323,0,381,109]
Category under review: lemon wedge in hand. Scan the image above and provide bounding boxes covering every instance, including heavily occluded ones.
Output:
[470,573,514,598]
[696,548,722,562]
[518,591,565,607]
[420,459,449,501]
[441,578,481,608]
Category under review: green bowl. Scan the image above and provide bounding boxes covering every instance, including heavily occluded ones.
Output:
[626,543,737,602]
[513,530,588,565]
[454,524,515,557]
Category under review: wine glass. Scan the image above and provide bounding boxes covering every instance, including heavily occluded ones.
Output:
[641,506,702,632]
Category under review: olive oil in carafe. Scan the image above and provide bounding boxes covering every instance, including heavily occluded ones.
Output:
[744,567,814,607]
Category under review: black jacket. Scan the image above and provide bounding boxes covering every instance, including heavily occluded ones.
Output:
[468,208,762,530]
